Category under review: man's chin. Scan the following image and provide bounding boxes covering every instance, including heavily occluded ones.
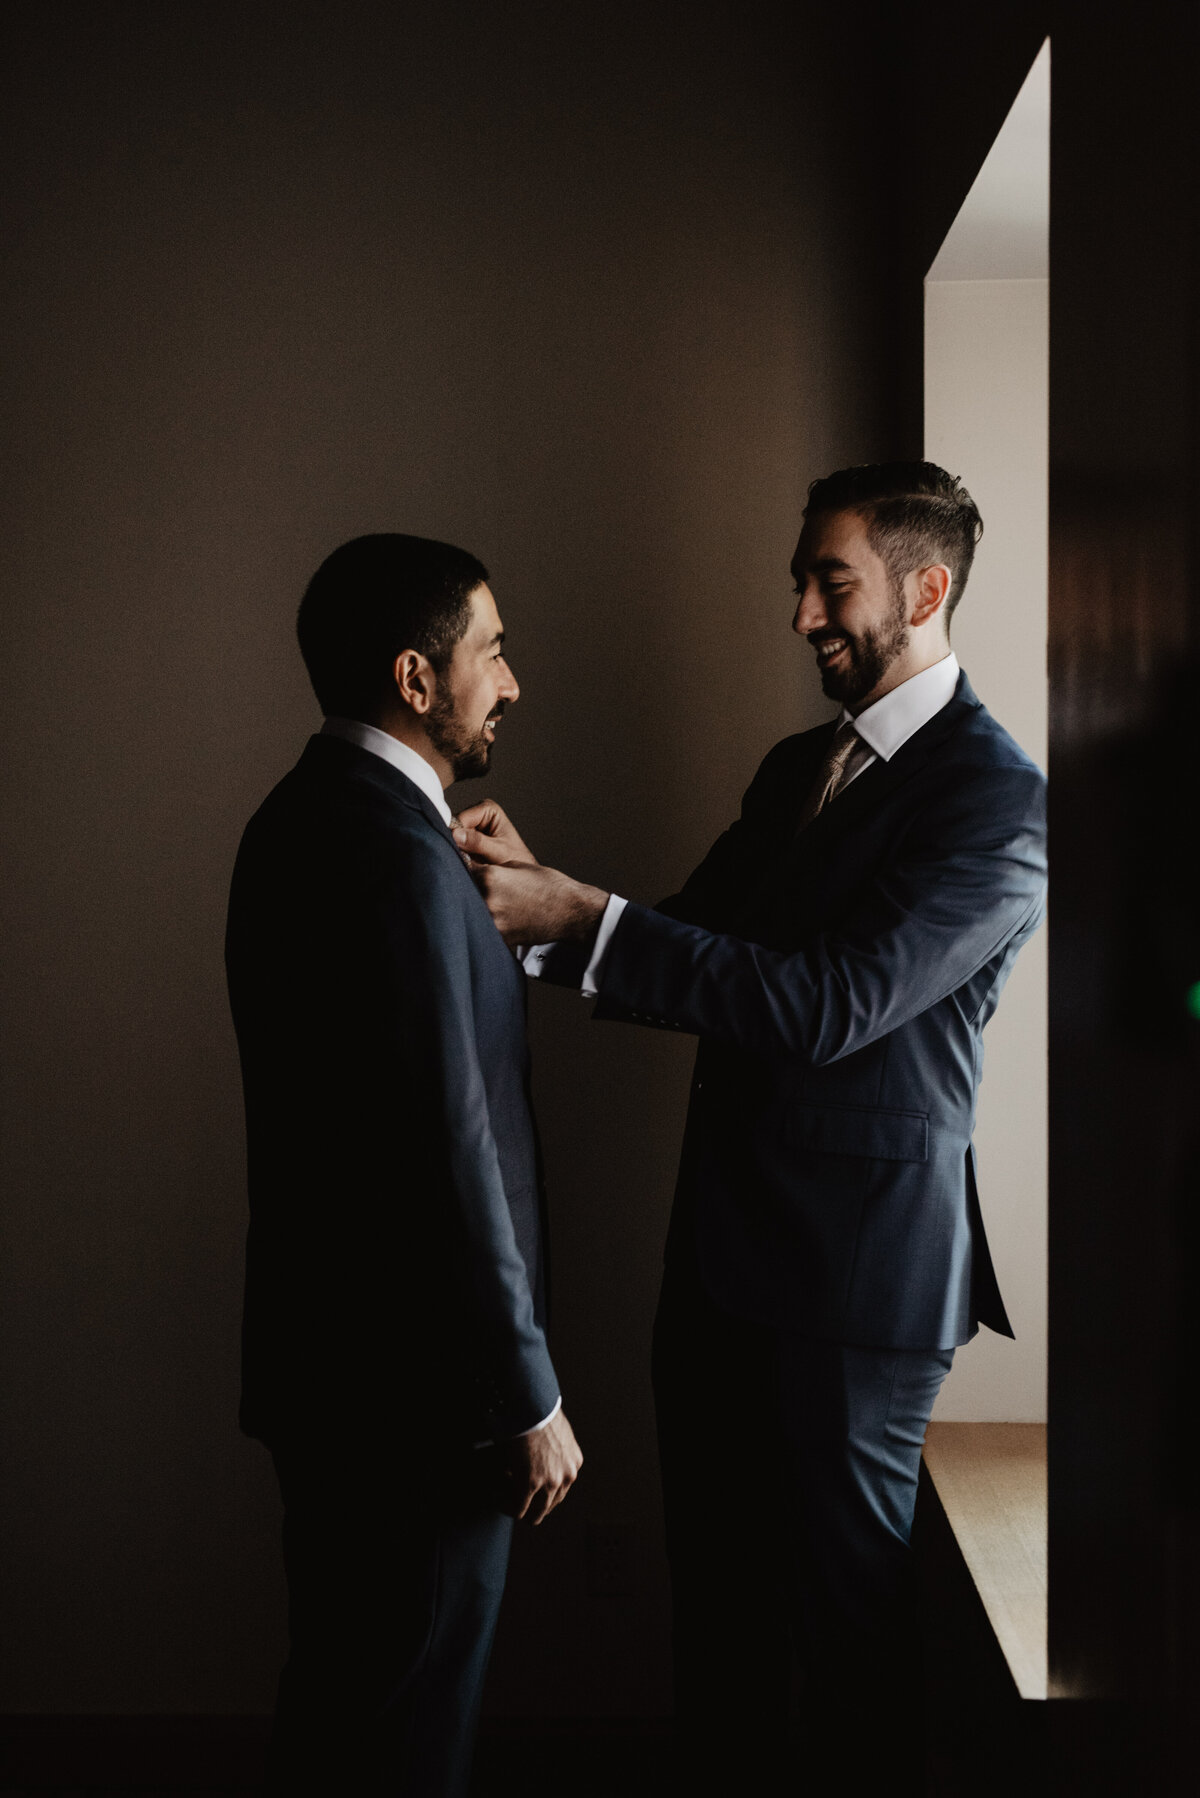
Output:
[451,745,493,782]
[820,652,890,709]
[819,666,858,705]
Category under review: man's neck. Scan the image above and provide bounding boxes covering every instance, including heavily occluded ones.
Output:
[364,713,453,790]
[849,639,953,716]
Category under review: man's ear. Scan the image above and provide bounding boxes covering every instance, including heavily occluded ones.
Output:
[393,649,436,715]
[910,563,953,629]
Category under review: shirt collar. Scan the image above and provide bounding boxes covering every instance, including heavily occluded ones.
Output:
[320,717,453,826]
[843,652,960,762]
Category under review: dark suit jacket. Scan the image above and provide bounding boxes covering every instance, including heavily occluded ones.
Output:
[596,670,1047,1350]
[225,733,560,1448]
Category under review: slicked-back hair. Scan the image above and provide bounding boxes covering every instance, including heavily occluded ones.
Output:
[297,533,488,719]
[803,461,983,624]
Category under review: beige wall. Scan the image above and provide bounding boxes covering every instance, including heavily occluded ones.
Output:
[0,3,889,1715]
[925,276,1049,1422]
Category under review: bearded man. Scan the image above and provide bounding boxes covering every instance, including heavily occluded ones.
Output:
[455,463,1048,1795]
[225,534,582,1796]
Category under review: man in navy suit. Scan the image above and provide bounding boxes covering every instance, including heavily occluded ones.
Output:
[455,464,1047,1792]
[225,535,583,1796]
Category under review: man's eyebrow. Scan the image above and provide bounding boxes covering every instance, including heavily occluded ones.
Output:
[485,630,505,647]
[791,555,855,576]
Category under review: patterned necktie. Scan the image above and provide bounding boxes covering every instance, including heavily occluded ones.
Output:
[795,718,861,831]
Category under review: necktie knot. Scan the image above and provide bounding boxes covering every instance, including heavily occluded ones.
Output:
[797,719,861,830]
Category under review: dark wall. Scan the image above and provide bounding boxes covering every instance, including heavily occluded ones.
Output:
[0,0,896,1717]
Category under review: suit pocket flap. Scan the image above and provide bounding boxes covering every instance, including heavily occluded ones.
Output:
[788,1101,928,1162]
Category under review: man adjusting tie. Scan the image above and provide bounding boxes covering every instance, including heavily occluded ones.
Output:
[454,463,1047,1795]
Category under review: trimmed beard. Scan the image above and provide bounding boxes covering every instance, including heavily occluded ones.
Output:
[818,583,910,708]
[426,684,497,782]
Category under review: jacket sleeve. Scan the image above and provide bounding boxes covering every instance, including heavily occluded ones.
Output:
[596,762,1047,1067]
[374,834,560,1440]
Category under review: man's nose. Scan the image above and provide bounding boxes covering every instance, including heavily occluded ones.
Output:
[792,583,825,637]
[500,664,520,703]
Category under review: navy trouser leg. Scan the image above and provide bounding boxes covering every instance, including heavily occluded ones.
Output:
[265,1439,512,1797]
[778,1335,952,1795]
[653,1254,953,1795]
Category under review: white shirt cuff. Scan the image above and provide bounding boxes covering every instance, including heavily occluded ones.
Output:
[515,940,549,978]
[516,894,628,998]
[475,1393,561,1450]
[516,1394,562,1438]
[581,894,628,997]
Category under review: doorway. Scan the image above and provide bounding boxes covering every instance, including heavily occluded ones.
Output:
[924,39,1049,1427]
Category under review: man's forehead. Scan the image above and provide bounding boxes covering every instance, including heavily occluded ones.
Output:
[466,582,503,639]
[791,509,874,574]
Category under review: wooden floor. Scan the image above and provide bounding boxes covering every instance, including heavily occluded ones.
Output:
[922,1420,1048,1700]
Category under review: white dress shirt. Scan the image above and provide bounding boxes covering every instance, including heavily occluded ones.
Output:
[835,650,960,785]
[320,716,562,1440]
[321,716,455,824]
[525,652,962,999]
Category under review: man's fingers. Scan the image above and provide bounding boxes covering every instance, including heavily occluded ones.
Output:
[454,799,502,832]
[453,825,509,864]
[528,1489,554,1526]
[502,1411,582,1526]
[530,1479,570,1526]
[508,1478,559,1526]
[534,1461,581,1524]
[452,798,537,866]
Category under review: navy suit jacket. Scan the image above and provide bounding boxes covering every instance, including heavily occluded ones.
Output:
[225,734,560,1448]
[597,671,1047,1350]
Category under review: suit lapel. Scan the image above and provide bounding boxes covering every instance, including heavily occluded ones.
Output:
[406,784,459,843]
[789,672,981,861]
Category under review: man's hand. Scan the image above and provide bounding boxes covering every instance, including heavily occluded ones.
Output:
[454,798,608,944]
[473,861,609,946]
[501,1409,583,1525]
[453,799,538,868]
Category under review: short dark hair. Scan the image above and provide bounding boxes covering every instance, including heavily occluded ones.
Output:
[297,533,488,718]
[803,461,983,623]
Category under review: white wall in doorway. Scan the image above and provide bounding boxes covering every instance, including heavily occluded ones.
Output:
[926,42,1049,1423]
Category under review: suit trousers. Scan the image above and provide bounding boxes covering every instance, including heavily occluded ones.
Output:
[653,1246,953,1796]
[264,1434,513,1797]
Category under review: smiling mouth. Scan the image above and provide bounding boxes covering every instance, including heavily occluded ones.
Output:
[814,636,849,665]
